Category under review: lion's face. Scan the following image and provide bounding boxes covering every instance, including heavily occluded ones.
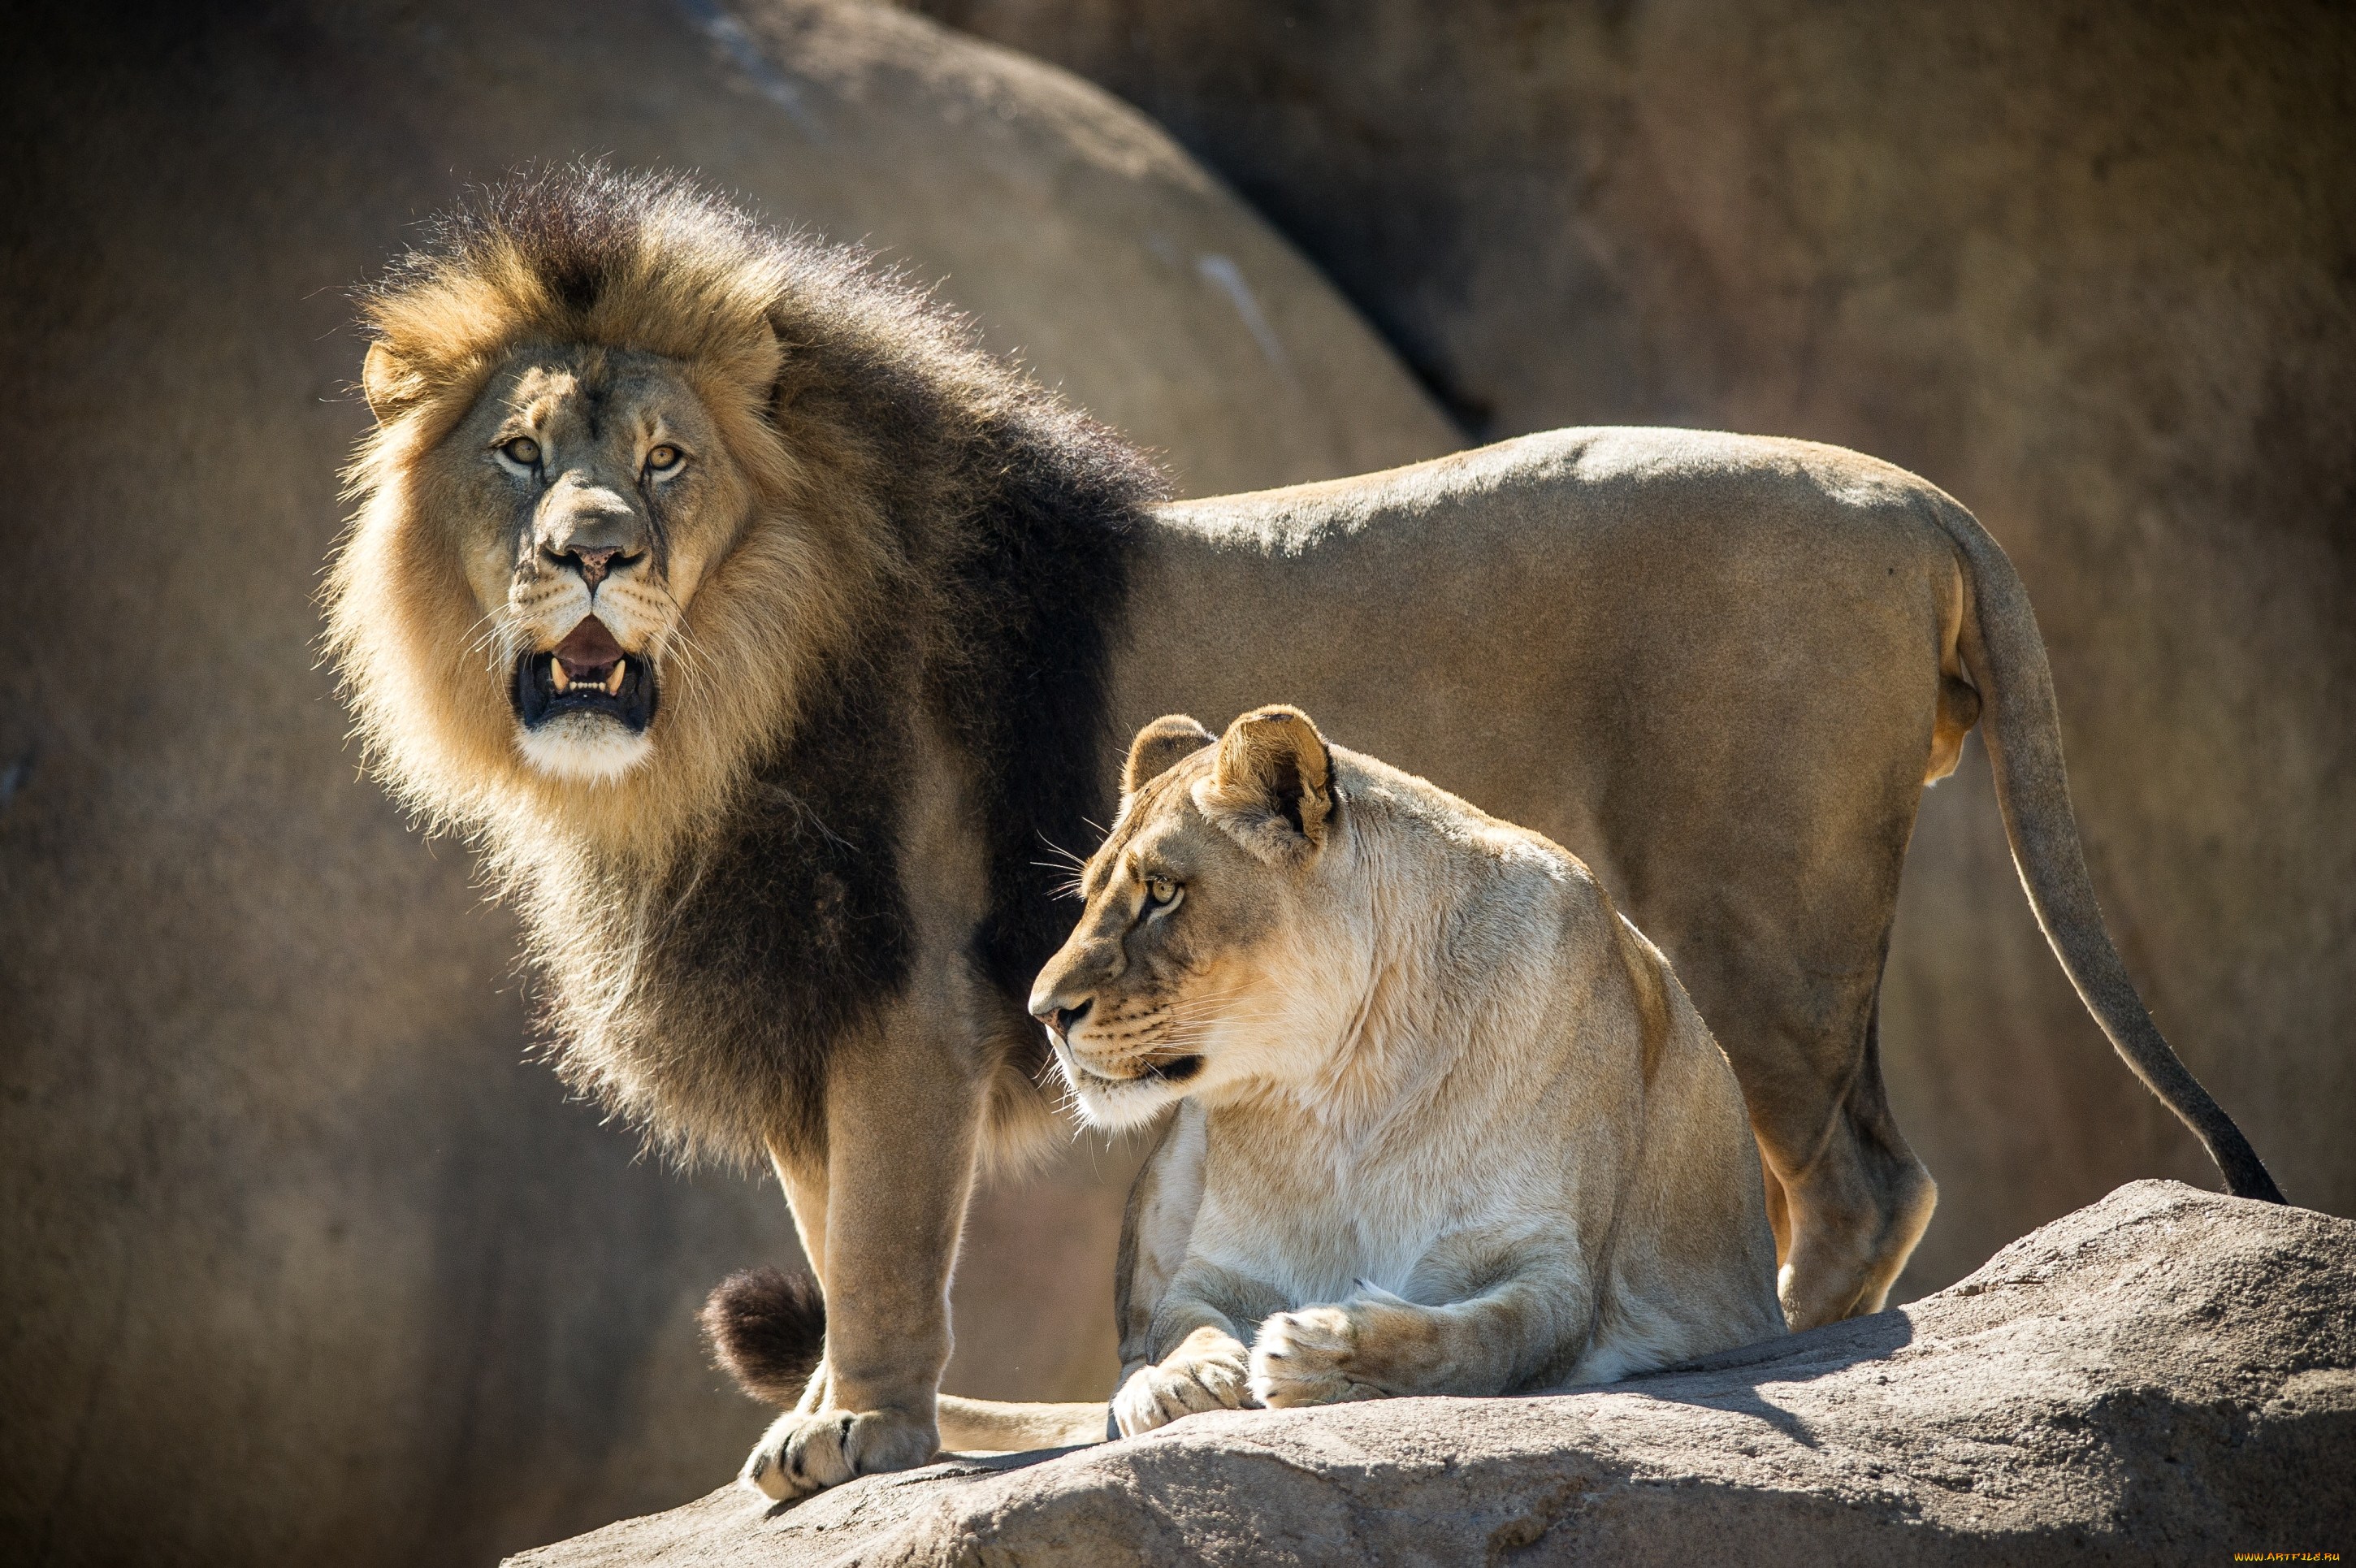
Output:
[333,172,929,865]
[428,347,755,783]
[1030,708,1366,1131]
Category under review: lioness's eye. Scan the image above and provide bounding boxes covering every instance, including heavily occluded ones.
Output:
[498,435,541,466]
[1145,877,1179,908]
[645,444,683,474]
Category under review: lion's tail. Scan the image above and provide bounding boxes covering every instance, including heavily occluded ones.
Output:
[703,1267,829,1405]
[701,1269,1111,1452]
[1936,498,2285,1203]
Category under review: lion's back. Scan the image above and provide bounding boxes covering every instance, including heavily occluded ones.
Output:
[1153,424,1966,560]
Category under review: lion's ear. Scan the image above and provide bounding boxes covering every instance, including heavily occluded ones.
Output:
[361,340,409,422]
[1123,714,1216,796]
[1202,705,1334,863]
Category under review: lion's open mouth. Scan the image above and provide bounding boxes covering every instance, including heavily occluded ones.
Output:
[513,616,658,732]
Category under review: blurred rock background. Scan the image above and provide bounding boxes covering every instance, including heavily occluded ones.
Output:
[4,1,2350,1564]
[909,0,2356,1290]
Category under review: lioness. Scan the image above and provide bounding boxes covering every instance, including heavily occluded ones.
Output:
[716,704,1785,1475]
[327,167,2278,1498]
[1076,706,1783,1432]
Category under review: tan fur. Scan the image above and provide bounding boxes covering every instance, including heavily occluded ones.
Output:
[1029,708,1786,1435]
[1110,428,2280,1335]
[330,171,2277,1498]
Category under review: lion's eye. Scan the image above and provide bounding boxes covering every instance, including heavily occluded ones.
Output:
[1144,877,1180,910]
[645,444,684,474]
[498,435,541,466]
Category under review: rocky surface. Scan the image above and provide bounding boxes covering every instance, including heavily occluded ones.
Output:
[513,1182,2356,1565]
[0,5,1448,1563]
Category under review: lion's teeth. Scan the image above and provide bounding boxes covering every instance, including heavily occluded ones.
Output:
[551,659,571,692]
[604,660,626,696]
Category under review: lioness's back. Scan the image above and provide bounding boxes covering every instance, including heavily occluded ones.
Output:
[1330,749,1785,1384]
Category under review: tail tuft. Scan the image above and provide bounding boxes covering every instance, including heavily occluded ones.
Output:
[700,1267,826,1406]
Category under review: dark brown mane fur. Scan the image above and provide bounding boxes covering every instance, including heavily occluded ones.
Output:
[335,166,1162,1164]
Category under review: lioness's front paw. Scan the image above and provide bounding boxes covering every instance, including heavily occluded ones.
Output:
[738,1406,939,1502]
[1111,1327,1254,1436]
[1249,1306,1385,1408]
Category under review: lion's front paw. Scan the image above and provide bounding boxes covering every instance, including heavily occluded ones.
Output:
[1111,1327,1254,1436]
[1249,1305,1387,1408]
[738,1406,939,1502]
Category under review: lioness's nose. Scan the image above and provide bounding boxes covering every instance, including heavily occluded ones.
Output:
[1029,994,1090,1040]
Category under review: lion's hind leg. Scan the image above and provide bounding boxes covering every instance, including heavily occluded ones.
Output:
[1764,1059,1937,1329]
[1668,868,1934,1331]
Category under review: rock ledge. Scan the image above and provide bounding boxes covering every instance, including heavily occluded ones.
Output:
[511,1181,2355,1565]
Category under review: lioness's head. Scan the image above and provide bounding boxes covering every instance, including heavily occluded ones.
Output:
[326,167,899,851]
[1030,706,1372,1129]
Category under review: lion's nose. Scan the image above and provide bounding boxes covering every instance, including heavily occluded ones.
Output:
[539,480,649,587]
[568,545,621,590]
[542,540,649,591]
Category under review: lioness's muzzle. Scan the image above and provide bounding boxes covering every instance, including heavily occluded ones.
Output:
[1062,1045,1206,1089]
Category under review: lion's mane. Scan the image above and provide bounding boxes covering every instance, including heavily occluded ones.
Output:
[327,167,1162,1163]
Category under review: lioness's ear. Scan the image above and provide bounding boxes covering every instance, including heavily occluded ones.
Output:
[1200,705,1334,863]
[1123,714,1216,796]
[361,340,408,422]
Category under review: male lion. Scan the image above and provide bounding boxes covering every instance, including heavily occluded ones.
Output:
[714,704,1785,1481]
[327,166,2279,1497]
